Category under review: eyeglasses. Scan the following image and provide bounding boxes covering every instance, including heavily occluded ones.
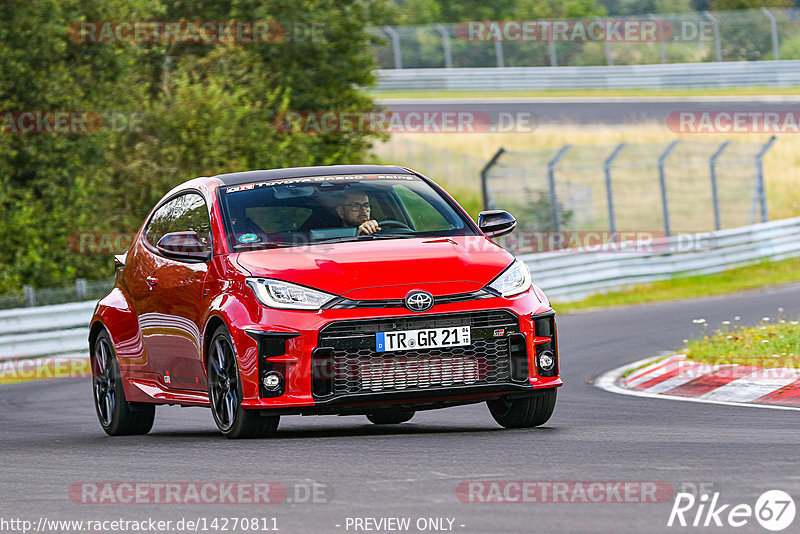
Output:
[343,202,371,212]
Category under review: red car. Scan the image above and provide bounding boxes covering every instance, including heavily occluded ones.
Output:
[90,165,561,438]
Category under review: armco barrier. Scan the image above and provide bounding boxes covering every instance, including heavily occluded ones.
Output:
[0,301,95,361]
[1,217,799,362]
[374,60,800,91]
[522,216,800,301]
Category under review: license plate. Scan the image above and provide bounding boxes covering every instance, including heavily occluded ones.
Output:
[375,326,471,352]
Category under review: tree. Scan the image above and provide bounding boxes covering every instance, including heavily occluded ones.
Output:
[0,0,388,291]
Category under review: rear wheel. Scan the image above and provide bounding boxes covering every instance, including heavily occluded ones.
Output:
[366,410,415,425]
[207,325,279,439]
[92,331,155,436]
[487,388,557,428]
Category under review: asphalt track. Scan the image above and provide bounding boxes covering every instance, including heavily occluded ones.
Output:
[3,284,800,533]
[377,96,800,126]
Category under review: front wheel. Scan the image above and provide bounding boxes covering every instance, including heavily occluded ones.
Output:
[487,388,557,428]
[207,325,279,439]
[366,410,415,425]
[92,330,155,436]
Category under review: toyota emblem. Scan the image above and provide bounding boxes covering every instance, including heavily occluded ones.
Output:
[405,291,434,312]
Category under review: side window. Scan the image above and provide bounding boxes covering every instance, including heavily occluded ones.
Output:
[394,185,454,232]
[145,193,212,252]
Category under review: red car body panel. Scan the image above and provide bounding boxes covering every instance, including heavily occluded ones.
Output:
[90,167,561,416]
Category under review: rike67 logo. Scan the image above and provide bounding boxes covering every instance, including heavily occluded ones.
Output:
[668,490,795,531]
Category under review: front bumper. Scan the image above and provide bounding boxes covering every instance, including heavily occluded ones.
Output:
[233,291,561,412]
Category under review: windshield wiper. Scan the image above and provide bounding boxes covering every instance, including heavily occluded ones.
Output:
[236,242,298,250]
[359,233,418,240]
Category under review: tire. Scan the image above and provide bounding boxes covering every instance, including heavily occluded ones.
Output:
[366,410,415,425]
[487,388,557,429]
[207,325,279,439]
[92,330,155,436]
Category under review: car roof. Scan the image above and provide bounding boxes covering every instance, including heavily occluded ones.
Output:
[213,165,414,187]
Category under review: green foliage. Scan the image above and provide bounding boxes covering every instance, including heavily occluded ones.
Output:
[392,0,606,25]
[0,0,386,291]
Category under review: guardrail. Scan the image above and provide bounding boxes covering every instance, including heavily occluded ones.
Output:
[520,216,800,301]
[0,301,95,361]
[1,217,799,362]
[374,60,800,91]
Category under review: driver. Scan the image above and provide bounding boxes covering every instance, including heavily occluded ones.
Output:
[336,189,381,235]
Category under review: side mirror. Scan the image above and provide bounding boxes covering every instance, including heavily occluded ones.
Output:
[478,210,517,238]
[156,231,211,262]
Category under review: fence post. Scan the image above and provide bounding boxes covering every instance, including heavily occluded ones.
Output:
[755,136,777,222]
[383,26,403,69]
[761,8,780,61]
[434,24,453,68]
[658,140,681,237]
[703,12,722,62]
[491,22,505,67]
[547,145,572,234]
[23,285,35,307]
[481,148,506,211]
[604,143,627,237]
[76,278,87,300]
[709,140,731,231]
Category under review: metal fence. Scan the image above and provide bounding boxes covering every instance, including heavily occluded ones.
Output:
[373,8,800,69]
[0,278,114,310]
[482,138,776,247]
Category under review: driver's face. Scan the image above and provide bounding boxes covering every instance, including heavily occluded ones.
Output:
[338,193,371,226]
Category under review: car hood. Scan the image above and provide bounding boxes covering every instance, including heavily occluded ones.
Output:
[234,235,514,299]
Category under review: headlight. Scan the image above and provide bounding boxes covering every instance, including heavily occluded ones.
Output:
[246,278,336,310]
[487,259,532,298]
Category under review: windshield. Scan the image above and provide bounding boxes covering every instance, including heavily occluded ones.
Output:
[219,174,477,251]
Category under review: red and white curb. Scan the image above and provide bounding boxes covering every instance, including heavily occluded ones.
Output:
[595,353,800,411]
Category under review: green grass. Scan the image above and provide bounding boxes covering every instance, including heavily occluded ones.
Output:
[684,318,800,369]
[372,86,800,99]
[552,256,800,314]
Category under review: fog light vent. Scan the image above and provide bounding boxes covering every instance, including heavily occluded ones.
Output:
[263,372,283,391]
[538,350,555,372]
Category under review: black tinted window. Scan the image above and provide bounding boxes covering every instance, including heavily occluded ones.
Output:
[145,193,211,252]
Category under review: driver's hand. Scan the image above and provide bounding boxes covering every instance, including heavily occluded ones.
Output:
[357,220,381,235]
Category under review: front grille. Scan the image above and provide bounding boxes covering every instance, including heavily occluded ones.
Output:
[314,311,521,397]
[324,289,495,310]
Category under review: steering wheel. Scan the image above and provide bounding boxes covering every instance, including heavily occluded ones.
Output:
[377,220,413,232]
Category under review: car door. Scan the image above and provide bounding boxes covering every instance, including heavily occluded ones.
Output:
[140,192,213,391]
